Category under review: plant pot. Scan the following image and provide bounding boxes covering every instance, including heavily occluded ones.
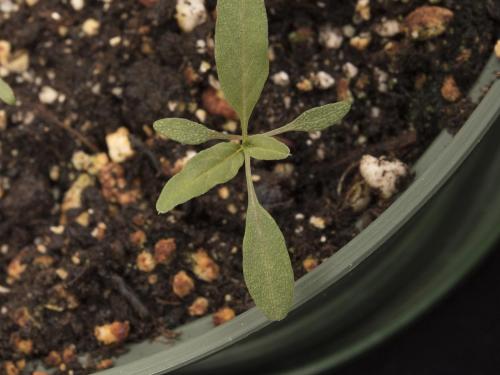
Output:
[97,54,500,375]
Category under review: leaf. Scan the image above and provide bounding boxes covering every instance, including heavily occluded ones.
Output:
[215,0,269,130]
[243,195,294,321]
[266,101,351,136]
[156,143,244,214]
[244,135,290,161]
[0,78,15,105]
[154,118,226,145]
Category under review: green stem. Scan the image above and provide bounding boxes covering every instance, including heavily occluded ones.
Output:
[261,128,283,137]
[242,119,249,142]
[244,152,257,205]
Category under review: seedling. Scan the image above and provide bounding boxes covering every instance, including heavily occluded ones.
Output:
[0,78,15,105]
[154,0,350,320]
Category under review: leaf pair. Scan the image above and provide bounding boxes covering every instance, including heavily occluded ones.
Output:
[153,0,351,321]
[0,78,15,105]
[155,134,290,213]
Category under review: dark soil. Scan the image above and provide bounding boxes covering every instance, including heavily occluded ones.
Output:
[0,0,497,373]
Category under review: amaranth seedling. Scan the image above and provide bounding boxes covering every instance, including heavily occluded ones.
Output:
[154,0,351,320]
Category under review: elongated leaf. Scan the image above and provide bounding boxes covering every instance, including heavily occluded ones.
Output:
[0,78,15,105]
[243,172,294,320]
[154,118,226,145]
[244,135,290,161]
[267,101,351,136]
[215,0,269,130]
[156,143,244,213]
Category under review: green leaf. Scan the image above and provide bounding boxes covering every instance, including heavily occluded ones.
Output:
[0,78,15,105]
[266,101,351,136]
[156,142,244,214]
[215,0,269,132]
[243,194,294,320]
[242,154,294,320]
[154,118,227,145]
[244,135,290,161]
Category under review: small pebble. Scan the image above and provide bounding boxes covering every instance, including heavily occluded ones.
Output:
[359,155,409,199]
[314,71,335,90]
[195,109,207,122]
[4,50,29,73]
[70,0,85,11]
[192,249,220,282]
[172,271,195,298]
[272,71,290,86]
[39,86,59,104]
[343,25,357,38]
[343,62,359,79]
[318,25,344,49]
[296,78,314,92]
[218,186,230,200]
[109,36,122,47]
[176,0,207,33]
[355,0,371,21]
[405,6,454,40]
[213,307,236,326]
[350,33,371,51]
[106,127,135,163]
[495,40,500,60]
[441,75,461,102]
[188,297,209,316]
[309,216,326,230]
[154,238,176,264]
[82,19,100,37]
[94,321,130,345]
[374,19,401,38]
[136,251,156,273]
[303,257,319,272]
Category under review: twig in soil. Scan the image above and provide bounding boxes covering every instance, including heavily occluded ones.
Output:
[336,161,360,197]
[129,134,163,175]
[110,273,150,318]
[34,104,100,153]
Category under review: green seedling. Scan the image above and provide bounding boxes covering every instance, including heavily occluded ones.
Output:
[154,0,351,320]
[0,78,15,105]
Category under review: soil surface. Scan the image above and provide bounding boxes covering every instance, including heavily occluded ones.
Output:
[0,0,498,373]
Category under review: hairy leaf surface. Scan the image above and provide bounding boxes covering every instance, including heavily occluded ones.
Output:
[243,159,294,320]
[215,0,269,130]
[157,143,244,213]
[267,101,351,135]
[154,118,226,145]
[245,135,290,160]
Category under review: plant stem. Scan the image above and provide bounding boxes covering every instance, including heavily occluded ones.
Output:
[261,128,282,137]
[242,119,249,142]
[244,151,258,205]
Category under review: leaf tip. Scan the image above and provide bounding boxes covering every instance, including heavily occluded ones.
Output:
[152,120,162,133]
[5,96,15,106]
[155,200,169,215]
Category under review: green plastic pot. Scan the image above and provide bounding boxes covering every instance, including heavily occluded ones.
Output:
[101,55,500,375]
